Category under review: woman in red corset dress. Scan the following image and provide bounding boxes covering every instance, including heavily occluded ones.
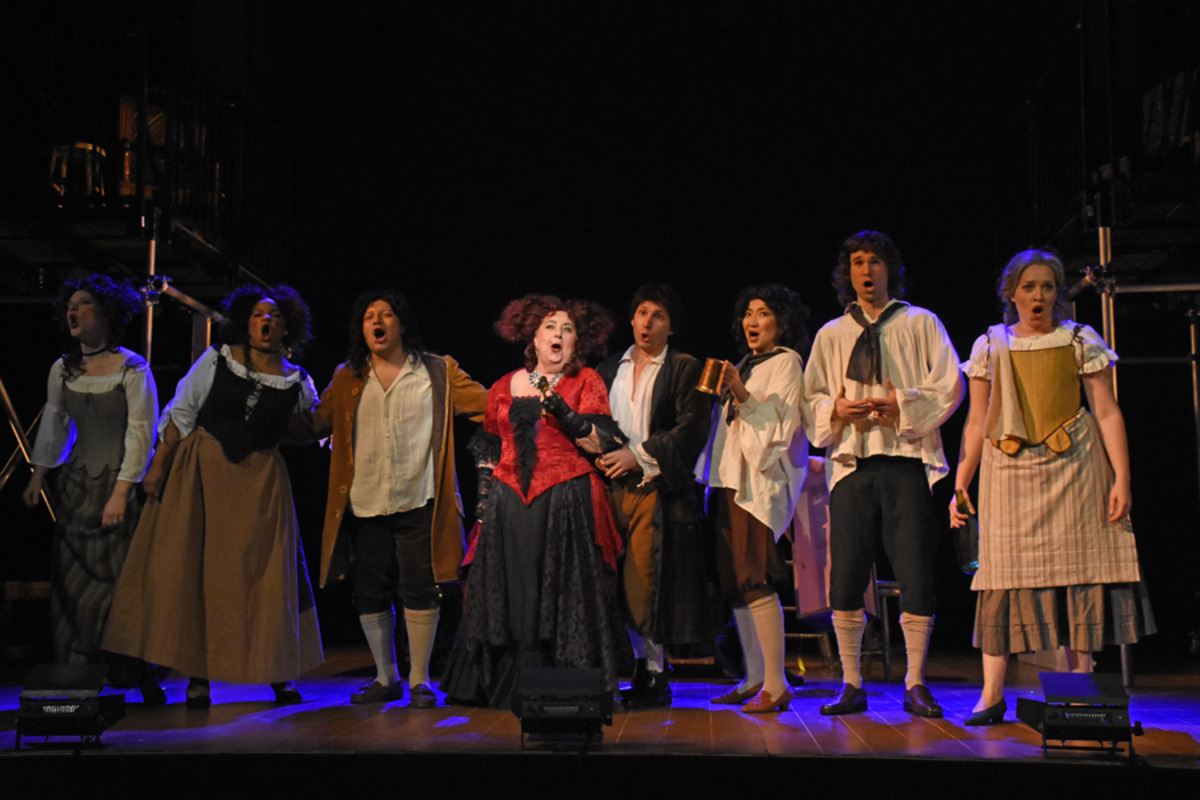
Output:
[442,295,624,709]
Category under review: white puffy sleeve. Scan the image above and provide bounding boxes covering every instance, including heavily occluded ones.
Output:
[160,346,220,438]
[29,359,73,469]
[118,357,159,482]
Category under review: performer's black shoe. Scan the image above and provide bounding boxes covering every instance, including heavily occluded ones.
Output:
[351,680,404,705]
[621,668,672,709]
[272,681,303,705]
[902,684,943,718]
[185,677,211,710]
[619,657,649,703]
[964,697,1006,726]
[139,679,167,706]
[409,683,438,709]
[820,683,868,716]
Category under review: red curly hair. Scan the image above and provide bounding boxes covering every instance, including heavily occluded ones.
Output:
[495,294,614,377]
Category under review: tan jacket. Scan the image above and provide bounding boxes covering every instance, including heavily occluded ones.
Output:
[296,353,487,586]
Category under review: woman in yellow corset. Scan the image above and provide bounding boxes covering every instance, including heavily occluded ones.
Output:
[949,249,1154,726]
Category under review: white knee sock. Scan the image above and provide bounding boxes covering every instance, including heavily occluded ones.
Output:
[900,612,934,690]
[359,610,400,687]
[732,604,764,690]
[627,626,647,660]
[749,594,787,697]
[405,607,440,688]
[643,638,665,674]
[832,609,866,688]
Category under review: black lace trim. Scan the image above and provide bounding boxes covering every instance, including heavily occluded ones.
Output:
[467,428,501,464]
[510,397,541,495]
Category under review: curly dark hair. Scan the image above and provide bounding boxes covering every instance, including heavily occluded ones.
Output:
[628,283,685,335]
[55,273,144,377]
[218,284,313,359]
[495,294,614,377]
[730,283,812,359]
[345,289,426,376]
[998,249,1067,326]
[832,230,907,308]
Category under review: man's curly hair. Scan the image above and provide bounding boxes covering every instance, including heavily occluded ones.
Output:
[345,289,426,376]
[832,230,907,309]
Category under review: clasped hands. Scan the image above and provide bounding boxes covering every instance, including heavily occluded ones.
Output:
[833,379,899,423]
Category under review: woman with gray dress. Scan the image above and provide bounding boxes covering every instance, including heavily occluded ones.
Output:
[23,274,163,702]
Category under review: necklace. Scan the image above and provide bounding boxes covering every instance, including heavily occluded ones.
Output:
[80,344,108,357]
[528,368,562,392]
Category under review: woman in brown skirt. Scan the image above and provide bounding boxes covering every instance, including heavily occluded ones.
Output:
[104,286,323,707]
[950,249,1154,726]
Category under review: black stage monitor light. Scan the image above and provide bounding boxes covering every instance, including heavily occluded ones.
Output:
[511,667,612,750]
[14,664,126,749]
[1015,671,1143,760]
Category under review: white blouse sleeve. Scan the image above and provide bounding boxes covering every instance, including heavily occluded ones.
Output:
[118,358,159,482]
[29,360,74,469]
[296,369,318,411]
[161,347,219,438]
[963,333,991,380]
[1075,324,1118,374]
[732,350,805,473]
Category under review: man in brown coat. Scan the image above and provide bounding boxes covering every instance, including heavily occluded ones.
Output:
[295,290,486,706]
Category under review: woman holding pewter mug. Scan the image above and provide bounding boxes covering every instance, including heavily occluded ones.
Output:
[949,249,1154,726]
[694,284,810,713]
[441,294,626,709]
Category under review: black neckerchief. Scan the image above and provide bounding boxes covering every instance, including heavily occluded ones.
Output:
[845,301,906,385]
[724,349,785,424]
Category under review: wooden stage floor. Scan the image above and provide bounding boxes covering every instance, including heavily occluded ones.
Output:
[2,646,1197,796]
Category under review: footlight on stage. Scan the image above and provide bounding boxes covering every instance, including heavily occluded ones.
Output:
[512,667,612,750]
[14,664,125,749]
[1015,671,1142,760]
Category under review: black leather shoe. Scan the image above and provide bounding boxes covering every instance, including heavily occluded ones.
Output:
[351,680,404,705]
[903,684,943,718]
[619,658,649,704]
[409,683,438,709]
[820,683,868,716]
[139,679,167,706]
[185,678,210,709]
[964,697,1006,726]
[272,682,303,705]
[621,669,672,709]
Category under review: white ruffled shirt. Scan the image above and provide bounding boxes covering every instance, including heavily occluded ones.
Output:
[608,345,664,483]
[803,301,964,492]
[694,347,809,539]
[349,357,435,518]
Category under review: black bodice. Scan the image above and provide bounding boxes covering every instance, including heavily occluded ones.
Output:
[195,349,302,463]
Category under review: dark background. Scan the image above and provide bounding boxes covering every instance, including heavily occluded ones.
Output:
[3,1,1198,666]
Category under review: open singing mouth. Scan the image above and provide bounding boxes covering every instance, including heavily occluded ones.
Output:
[372,326,386,340]
[261,323,272,338]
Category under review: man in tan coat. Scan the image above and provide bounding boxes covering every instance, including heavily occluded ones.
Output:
[295,290,486,706]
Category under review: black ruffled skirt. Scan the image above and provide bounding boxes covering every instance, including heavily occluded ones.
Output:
[441,475,616,709]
